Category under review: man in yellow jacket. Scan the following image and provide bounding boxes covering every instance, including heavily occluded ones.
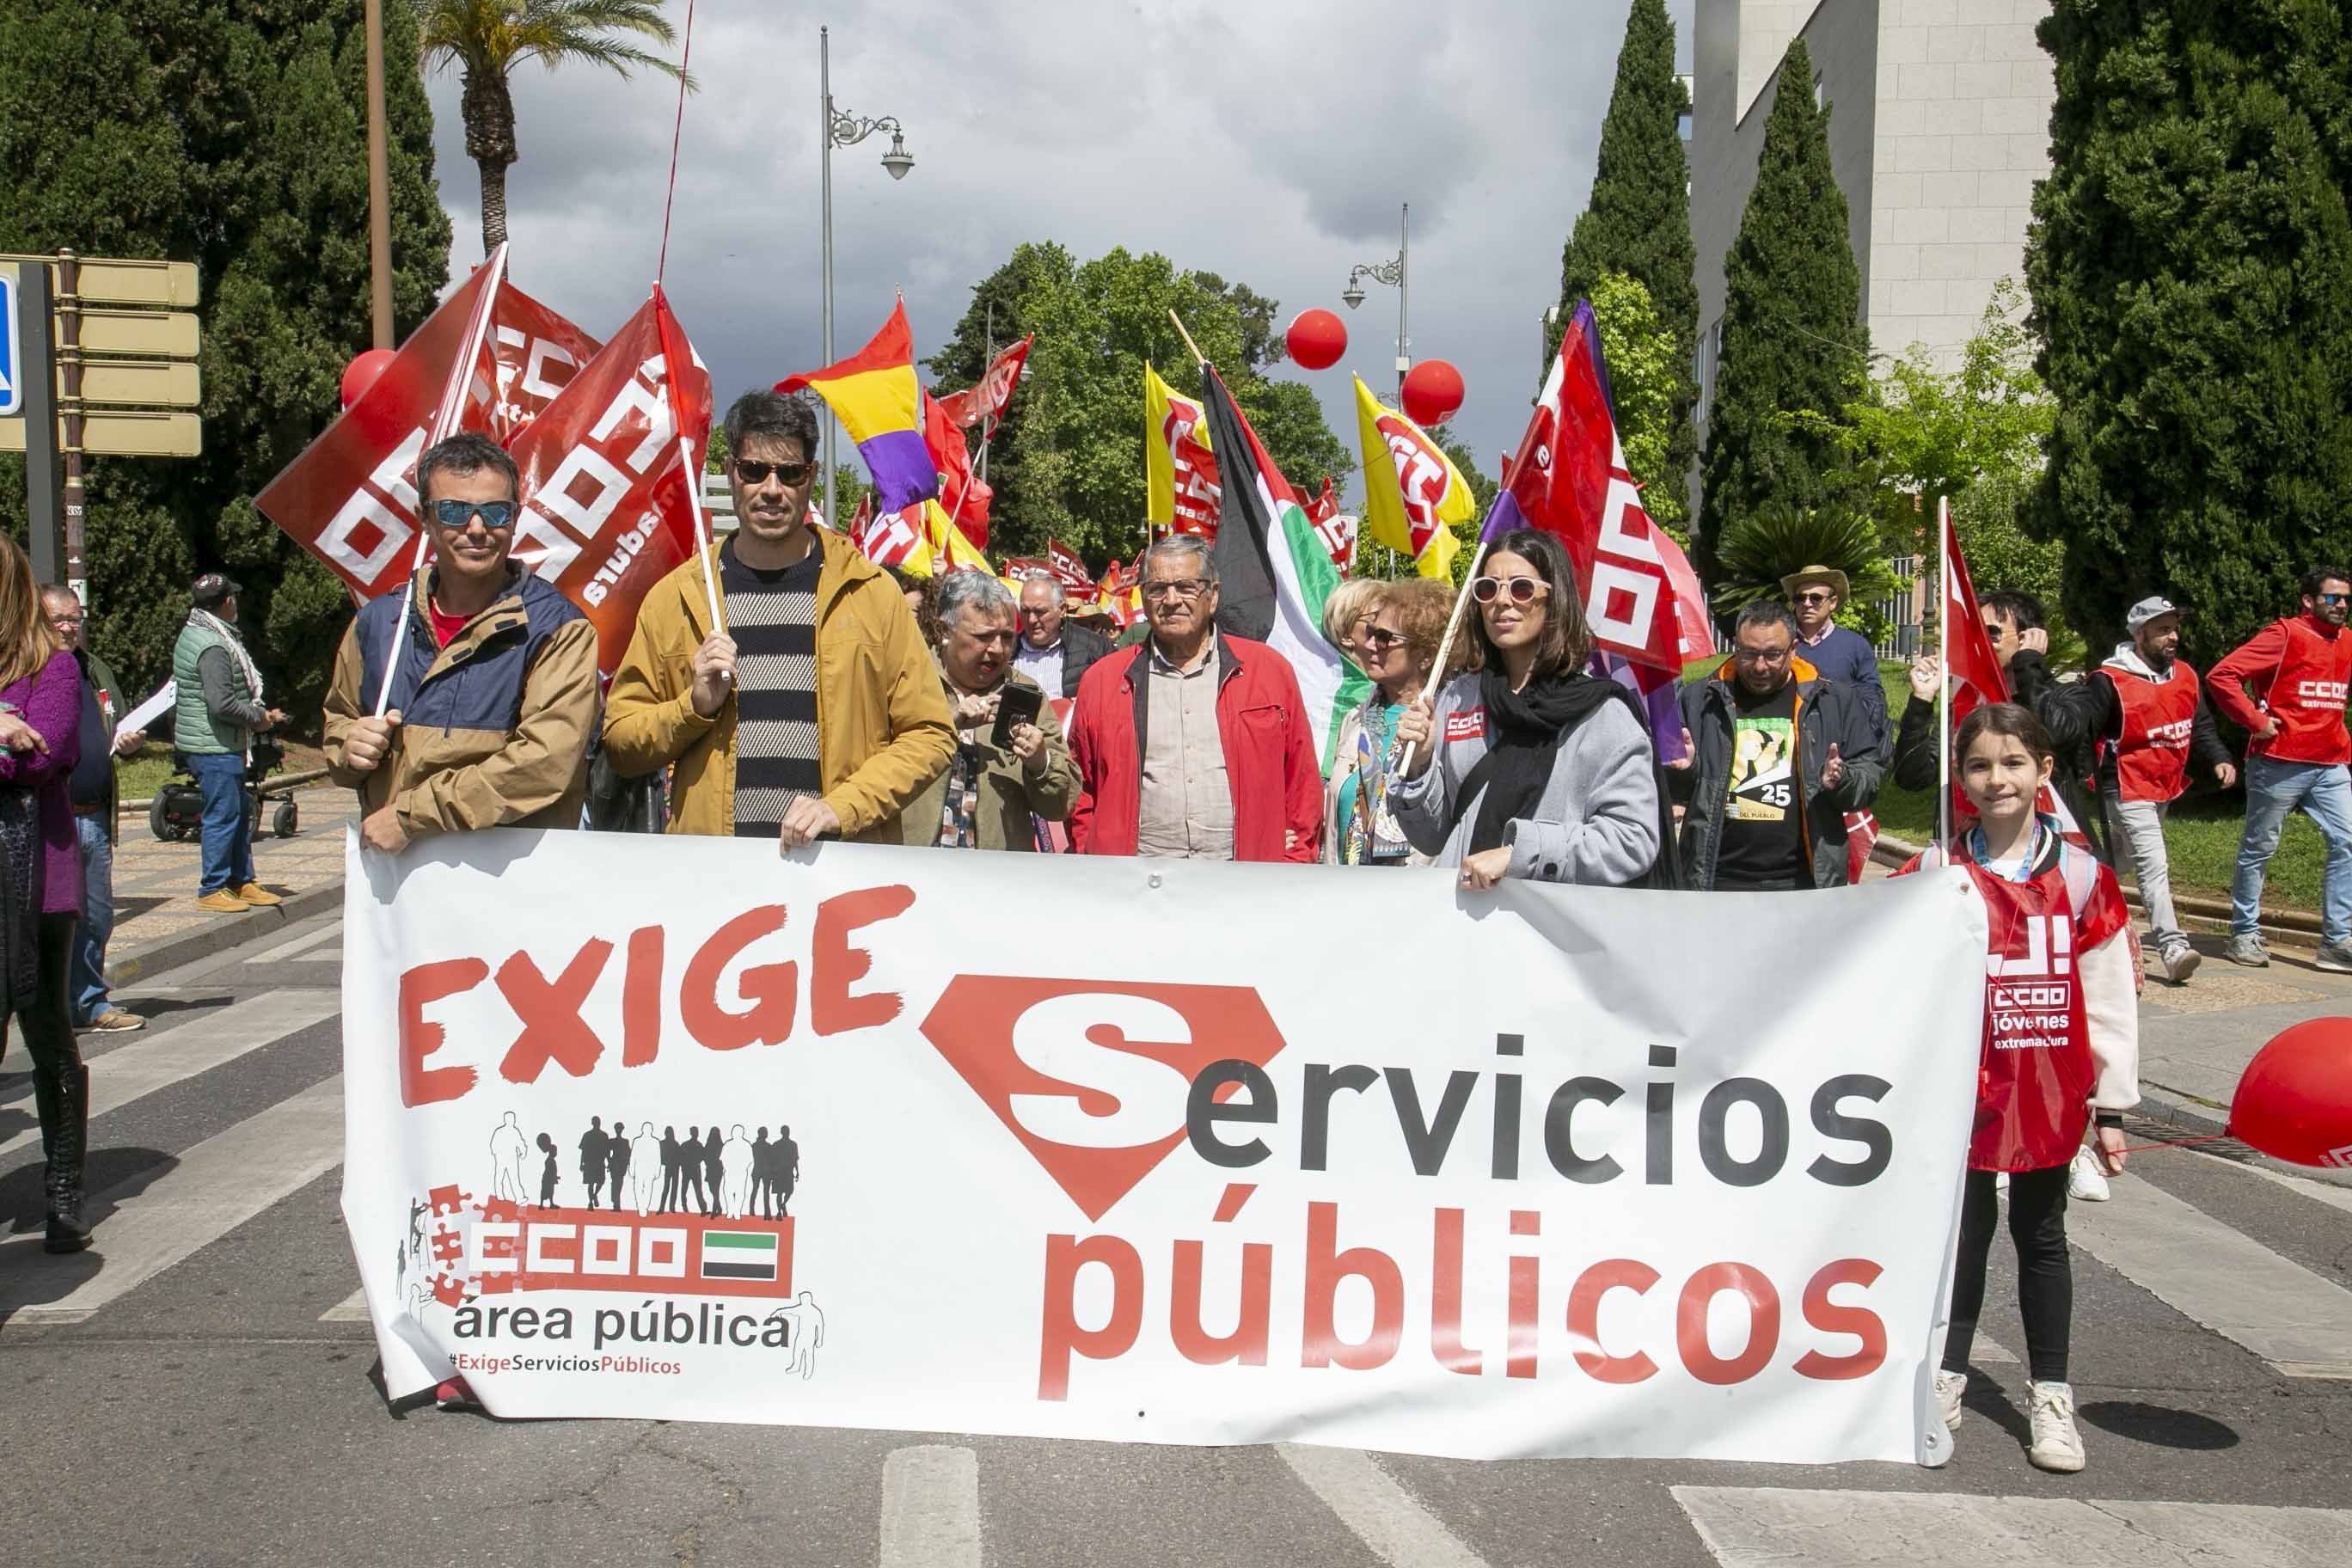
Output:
[603,391,952,844]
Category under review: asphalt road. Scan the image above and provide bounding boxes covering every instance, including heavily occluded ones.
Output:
[3,911,2348,1567]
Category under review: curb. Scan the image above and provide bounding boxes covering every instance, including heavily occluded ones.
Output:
[2133,1082,2233,1141]
[107,877,346,988]
[1870,830,2325,946]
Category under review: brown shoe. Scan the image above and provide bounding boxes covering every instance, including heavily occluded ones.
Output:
[87,1010,145,1033]
[195,891,250,913]
[236,883,285,908]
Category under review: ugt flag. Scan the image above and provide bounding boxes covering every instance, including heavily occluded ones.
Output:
[1353,376,1470,581]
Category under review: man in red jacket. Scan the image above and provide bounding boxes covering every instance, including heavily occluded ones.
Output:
[2208,566,2352,970]
[1066,534,1320,862]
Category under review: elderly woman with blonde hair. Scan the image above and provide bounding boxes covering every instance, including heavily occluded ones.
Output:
[1324,577,1452,867]
[1318,577,1385,665]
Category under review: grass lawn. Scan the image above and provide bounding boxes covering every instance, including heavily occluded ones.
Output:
[113,738,329,803]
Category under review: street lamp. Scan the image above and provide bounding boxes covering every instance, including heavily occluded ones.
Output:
[1342,202,1409,395]
[819,26,915,531]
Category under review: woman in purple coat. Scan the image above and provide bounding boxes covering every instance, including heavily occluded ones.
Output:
[0,535,90,1252]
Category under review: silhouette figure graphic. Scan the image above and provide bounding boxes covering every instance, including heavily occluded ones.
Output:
[605,1112,633,1208]
[579,1117,610,1210]
[629,1122,659,1215]
[490,1112,528,1204]
[748,1128,774,1217]
[658,1126,683,1212]
[681,1126,707,1215]
[774,1124,800,1217]
[407,1197,426,1258]
[769,1291,824,1379]
[536,1131,558,1208]
[720,1124,754,1217]
[700,1127,724,1217]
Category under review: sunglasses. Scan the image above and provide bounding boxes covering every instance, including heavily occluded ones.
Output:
[1362,627,1406,651]
[1794,591,1836,604]
[734,458,815,487]
[1470,576,1549,605]
[2318,593,2349,606]
[426,499,518,530]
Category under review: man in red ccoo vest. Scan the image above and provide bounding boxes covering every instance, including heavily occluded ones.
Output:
[2208,566,2352,970]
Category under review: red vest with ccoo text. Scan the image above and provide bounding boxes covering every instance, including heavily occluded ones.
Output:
[2254,617,2352,765]
[1896,831,2128,1171]
[2102,658,2201,804]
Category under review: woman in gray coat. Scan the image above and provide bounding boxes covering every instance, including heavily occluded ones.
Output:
[1391,529,1669,891]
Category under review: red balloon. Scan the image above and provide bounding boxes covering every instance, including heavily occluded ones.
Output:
[1284,309,1348,371]
[340,347,399,411]
[1401,358,1465,427]
[2228,1016,2352,1167]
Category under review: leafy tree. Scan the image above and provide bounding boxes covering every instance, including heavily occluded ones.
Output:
[1710,499,1902,643]
[1,0,450,719]
[1586,271,1687,542]
[1696,40,1866,590]
[1553,0,1697,523]
[928,243,1352,567]
[420,0,685,253]
[2026,2,2352,666]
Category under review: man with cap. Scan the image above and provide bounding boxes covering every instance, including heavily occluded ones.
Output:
[2035,597,2237,983]
[1784,565,1890,756]
[170,573,286,913]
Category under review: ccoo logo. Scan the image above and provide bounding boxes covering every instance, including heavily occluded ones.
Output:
[919,978,1289,1221]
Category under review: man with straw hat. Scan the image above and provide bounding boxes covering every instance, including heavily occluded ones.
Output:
[1782,564,1890,757]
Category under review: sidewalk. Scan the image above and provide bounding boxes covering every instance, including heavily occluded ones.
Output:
[103,781,352,986]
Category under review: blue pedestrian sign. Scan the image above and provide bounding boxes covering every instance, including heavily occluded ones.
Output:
[0,270,19,418]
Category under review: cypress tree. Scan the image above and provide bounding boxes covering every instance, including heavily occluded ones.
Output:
[1553,0,1697,518]
[1694,40,1866,589]
[2025,3,2352,663]
[0,1,450,714]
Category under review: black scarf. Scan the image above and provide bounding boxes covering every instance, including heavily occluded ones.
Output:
[1453,666,1684,888]
[0,786,41,1015]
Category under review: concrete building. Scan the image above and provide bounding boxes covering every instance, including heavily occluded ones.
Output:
[1690,0,2055,426]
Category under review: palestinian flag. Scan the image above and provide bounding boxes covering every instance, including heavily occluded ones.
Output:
[1199,366,1371,774]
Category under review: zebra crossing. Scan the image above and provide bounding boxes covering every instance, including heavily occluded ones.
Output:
[2,913,2348,1566]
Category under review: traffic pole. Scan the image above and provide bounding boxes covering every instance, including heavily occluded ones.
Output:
[15,260,66,585]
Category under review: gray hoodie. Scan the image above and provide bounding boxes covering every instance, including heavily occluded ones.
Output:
[1390,672,1661,884]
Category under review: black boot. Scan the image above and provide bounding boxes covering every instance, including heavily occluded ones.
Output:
[42,1063,91,1254]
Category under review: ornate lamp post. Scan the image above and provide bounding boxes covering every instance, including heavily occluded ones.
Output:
[819,26,914,529]
[1342,203,1409,395]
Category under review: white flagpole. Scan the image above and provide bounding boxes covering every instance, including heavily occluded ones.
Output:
[1395,538,1487,780]
[374,242,508,718]
[1938,494,1951,850]
[679,433,726,633]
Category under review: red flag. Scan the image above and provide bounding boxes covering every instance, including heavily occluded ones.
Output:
[1844,809,1881,884]
[1046,538,1094,597]
[1002,555,1051,582]
[1941,497,2010,711]
[922,388,984,549]
[939,334,1032,430]
[506,293,713,674]
[255,263,514,598]
[850,497,924,570]
[1655,527,1716,662]
[489,284,603,438]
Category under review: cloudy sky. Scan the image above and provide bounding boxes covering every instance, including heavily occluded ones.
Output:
[426,0,1694,503]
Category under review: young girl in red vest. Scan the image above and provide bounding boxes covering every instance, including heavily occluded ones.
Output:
[1896,701,2138,1473]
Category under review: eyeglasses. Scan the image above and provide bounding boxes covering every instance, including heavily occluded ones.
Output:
[734,458,815,487]
[1470,576,1549,605]
[1142,579,1209,603]
[1733,644,1792,665]
[1794,591,1835,604]
[1362,628,1406,651]
[426,499,518,530]
[48,614,85,629]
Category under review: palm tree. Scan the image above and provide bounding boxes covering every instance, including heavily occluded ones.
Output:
[420,1,689,253]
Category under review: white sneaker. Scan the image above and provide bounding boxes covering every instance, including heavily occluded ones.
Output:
[1934,1369,1967,1430]
[2161,946,2201,983]
[2027,1380,2086,1473]
[2068,1146,2113,1203]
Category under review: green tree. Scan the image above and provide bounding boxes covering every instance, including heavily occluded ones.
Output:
[0,0,450,719]
[1696,40,1866,590]
[1586,271,1687,542]
[420,0,684,253]
[928,243,1352,567]
[1553,0,1696,522]
[2025,2,2352,666]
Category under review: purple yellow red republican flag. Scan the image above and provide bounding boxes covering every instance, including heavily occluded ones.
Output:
[775,300,937,514]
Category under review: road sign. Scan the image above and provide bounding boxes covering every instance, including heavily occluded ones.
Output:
[71,358,201,407]
[0,271,17,418]
[0,254,201,308]
[75,309,199,358]
[0,409,201,457]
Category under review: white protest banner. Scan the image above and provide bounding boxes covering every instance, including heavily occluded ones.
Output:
[341,830,1985,1464]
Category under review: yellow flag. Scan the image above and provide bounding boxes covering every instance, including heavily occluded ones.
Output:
[1143,361,1220,535]
[1353,376,1469,580]
[922,499,992,576]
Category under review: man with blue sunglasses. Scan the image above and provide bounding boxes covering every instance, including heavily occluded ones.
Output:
[322,432,599,855]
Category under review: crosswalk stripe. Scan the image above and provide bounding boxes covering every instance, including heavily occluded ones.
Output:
[1277,1445,1491,1568]
[0,989,339,1166]
[879,1446,980,1568]
[320,1286,369,1323]
[2194,1150,2352,1218]
[248,923,342,965]
[0,1075,343,1326]
[2068,1178,2352,1379]
[1674,1485,2349,1567]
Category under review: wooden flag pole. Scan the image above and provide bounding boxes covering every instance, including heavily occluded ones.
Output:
[1167,308,1209,368]
[1938,494,1951,851]
[1394,540,1486,780]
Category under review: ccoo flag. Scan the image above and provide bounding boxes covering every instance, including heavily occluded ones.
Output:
[776,300,936,513]
[1142,361,1221,536]
[1352,376,1469,580]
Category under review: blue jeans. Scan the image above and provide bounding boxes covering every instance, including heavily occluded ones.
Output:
[190,750,254,896]
[71,812,114,1024]
[2232,755,2352,944]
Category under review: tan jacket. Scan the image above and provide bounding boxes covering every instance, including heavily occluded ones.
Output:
[321,566,600,840]
[602,530,955,839]
[896,665,1079,849]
